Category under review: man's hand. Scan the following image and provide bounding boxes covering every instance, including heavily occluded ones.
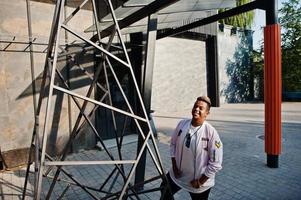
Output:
[198,174,209,185]
[173,165,182,179]
[190,175,209,188]
[171,157,182,179]
[190,179,201,188]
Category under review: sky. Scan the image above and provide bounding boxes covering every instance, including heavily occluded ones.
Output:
[252,0,288,50]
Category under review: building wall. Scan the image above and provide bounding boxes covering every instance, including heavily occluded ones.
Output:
[0,0,50,153]
[151,37,207,113]
[0,0,95,158]
[217,25,253,103]
[151,26,253,111]
[217,26,242,103]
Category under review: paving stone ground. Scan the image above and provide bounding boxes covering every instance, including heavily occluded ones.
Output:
[1,103,301,199]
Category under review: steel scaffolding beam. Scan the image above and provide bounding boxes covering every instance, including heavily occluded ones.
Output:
[21,0,171,199]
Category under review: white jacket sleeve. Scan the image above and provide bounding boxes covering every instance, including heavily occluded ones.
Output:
[204,129,223,178]
[170,120,184,158]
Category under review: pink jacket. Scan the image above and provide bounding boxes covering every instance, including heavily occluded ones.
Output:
[169,119,223,193]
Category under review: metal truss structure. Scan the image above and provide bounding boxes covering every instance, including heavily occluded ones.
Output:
[21,0,171,199]
[15,0,282,198]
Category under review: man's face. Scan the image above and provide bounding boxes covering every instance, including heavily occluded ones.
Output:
[191,100,209,120]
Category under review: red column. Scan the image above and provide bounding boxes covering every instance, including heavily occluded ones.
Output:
[264,24,282,167]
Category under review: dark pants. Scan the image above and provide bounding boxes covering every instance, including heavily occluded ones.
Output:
[161,173,211,200]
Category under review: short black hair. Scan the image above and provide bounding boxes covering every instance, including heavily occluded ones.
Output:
[196,96,211,111]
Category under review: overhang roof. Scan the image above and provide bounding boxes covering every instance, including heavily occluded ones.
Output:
[85,0,236,36]
[29,0,236,37]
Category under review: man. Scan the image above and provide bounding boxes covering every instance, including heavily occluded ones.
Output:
[161,96,223,200]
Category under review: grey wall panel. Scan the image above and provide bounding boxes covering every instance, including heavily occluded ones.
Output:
[0,0,96,153]
[217,25,253,103]
[151,37,207,113]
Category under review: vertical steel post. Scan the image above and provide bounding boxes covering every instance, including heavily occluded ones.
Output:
[22,0,42,198]
[64,0,73,153]
[36,0,65,198]
[264,0,282,168]
[135,13,158,188]
[205,35,220,107]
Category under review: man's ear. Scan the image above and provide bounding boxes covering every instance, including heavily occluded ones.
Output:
[206,108,210,115]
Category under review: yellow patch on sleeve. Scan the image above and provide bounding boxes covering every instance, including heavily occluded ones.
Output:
[215,141,221,148]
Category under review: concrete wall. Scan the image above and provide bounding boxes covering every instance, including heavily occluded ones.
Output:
[151,37,207,113]
[151,26,253,111]
[217,25,253,103]
[0,0,95,158]
[217,26,241,103]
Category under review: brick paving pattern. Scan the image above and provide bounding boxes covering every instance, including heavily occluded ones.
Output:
[1,103,301,199]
